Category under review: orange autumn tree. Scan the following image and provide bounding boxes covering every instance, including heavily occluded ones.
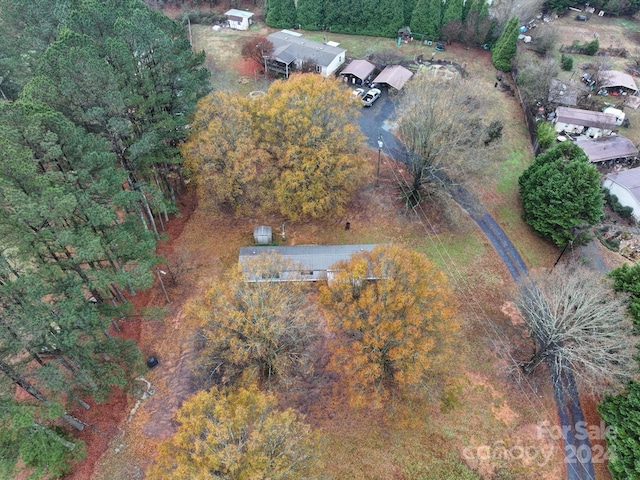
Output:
[181,92,275,216]
[319,245,459,406]
[253,73,366,221]
[148,384,319,480]
[182,73,367,221]
[189,253,318,387]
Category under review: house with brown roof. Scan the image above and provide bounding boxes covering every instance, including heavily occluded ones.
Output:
[340,59,376,86]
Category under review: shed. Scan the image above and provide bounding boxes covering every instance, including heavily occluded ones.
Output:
[372,65,414,90]
[600,70,638,94]
[398,27,412,40]
[576,136,638,163]
[238,244,378,282]
[603,168,640,221]
[253,226,273,245]
[225,9,254,31]
[340,59,376,85]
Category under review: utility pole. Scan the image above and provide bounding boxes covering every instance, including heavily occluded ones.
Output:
[376,134,384,187]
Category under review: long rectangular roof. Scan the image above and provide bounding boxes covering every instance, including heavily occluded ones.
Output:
[577,135,639,162]
[372,65,413,90]
[555,106,617,129]
[267,31,346,68]
[601,70,638,92]
[340,59,376,80]
[239,244,377,281]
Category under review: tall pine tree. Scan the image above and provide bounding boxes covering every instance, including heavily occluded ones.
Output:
[491,17,519,71]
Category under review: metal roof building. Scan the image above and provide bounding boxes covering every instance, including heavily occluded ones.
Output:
[372,65,414,90]
[266,31,346,78]
[555,107,618,129]
[238,244,378,282]
[340,59,376,84]
[600,70,638,93]
[603,168,640,221]
[576,136,639,163]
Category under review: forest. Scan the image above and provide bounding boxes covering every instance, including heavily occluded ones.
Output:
[0,0,210,477]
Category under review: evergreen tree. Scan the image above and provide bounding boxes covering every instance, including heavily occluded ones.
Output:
[518,142,603,246]
[361,0,405,37]
[599,382,640,480]
[410,0,431,36]
[491,16,519,71]
[425,0,444,40]
[442,0,464,28]
[296,0,324,29]
[266,0,297,28]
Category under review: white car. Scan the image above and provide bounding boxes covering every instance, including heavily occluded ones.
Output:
[361,88,381,107]
[352,87,366,97]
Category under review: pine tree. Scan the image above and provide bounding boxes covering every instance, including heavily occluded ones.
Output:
[410,0,431,36]
[296,0,324,29]
[491,17,519,72]
[266,0,297,28]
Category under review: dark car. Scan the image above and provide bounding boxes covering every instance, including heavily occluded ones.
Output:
[575,14,589,21]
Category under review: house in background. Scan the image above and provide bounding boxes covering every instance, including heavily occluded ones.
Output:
[225,9,254,31]
[266,30,346,78]
[603,168,640,221]
[553,106,618,138]
[238,244,377,282]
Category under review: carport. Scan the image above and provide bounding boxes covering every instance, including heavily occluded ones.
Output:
[600,70,638,95]
[576,135,639,163]
[340,59,376,85]
[372,65,413,90]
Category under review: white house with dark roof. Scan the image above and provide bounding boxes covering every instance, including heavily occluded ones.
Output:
[225,9,254,30]
[238,244,377,282]
[266,30,346,78]
[603,168,640,221]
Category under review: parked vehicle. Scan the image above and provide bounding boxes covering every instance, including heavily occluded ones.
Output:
[575,14,589,21]
[361,88,381,107]
[352,87,366,97]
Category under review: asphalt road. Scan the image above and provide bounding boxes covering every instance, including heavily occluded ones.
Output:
[357,93,596,480]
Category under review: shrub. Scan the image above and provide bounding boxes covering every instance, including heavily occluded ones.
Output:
[536,120,556,150]
[561,54,573,71]
[586,38,600,56]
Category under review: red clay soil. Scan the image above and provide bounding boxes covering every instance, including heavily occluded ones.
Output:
[61,191,197,480]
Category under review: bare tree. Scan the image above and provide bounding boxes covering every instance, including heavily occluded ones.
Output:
[515,53,559,106]
[396,75,498,206]
[515,265,638,393]
[491,0,544,27]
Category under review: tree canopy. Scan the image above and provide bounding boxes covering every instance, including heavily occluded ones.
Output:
[183,73,366,221]
[518,142,603,246]
[319,245,459,406]
[515,265,637,392]
[149,385,319,480]
[189,254,318,387]
[491,16,519,72]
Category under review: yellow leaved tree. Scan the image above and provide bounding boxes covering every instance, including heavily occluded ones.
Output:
[189,253,318,387]
[255,74,366,220]
[182,73,367,220]
[319,245,460,407]
[148,384,319,480]
[181,92,275,216]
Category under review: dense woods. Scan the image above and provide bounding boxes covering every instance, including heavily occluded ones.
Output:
[0,0,209,476]
[266,0,493,43]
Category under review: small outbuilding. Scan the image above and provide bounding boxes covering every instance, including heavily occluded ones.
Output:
[225,9,254,31]
[548,78,582,106]
[340,59,376,85]
[371,65,414,91]
[600,70,638,95]
[253,226,273,245]
[603,168,640,221]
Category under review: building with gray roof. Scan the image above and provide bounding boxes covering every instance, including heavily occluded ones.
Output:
[266,31,346,78]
